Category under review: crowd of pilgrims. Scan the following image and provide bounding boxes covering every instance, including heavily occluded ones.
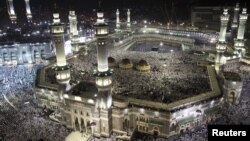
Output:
[67,49,210,103]
[130,63,250,141]
[1,40,249,140]
[0,65,70,141]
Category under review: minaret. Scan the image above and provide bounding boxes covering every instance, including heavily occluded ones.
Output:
[234,8,248,56]
[116,9,120,31]
[69,11,78,38]
[69,11,80,53]
[94,2,113,137]
[6,0,17,24]
[231,3,240,28]
[25,0,32,22]
[51,9,71,87]
[127,9,131,30]
[215,9,229,72]
[218,9,229,44]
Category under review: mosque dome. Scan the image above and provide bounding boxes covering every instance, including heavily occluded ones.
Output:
[136,59,150,72]
[241,53,250,65]
[119,58,133,70]
[108,57,116,67]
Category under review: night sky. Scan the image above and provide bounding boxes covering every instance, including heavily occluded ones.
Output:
[0,0,248,26]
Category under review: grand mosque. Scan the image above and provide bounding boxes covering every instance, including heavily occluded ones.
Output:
[1,0,249,140]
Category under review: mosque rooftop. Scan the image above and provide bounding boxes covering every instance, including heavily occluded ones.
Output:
[223,72,242,82]
[67,82,98,99]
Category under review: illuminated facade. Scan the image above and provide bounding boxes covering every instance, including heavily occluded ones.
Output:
[222,72,243,105]
[34,6,247,140]
[0,43,51,66]
[36,64,235,138]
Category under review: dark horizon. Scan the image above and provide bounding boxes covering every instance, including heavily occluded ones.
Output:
[0,0,249,26]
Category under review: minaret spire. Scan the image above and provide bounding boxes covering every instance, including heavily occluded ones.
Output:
[98,0,103,12]
[234,8,248,57]
[116,9,120,32]
[6,0,17,24]
[232,3,240,28]
[25,0,32,22]
[127,9,131,30]
[69,8,80,52]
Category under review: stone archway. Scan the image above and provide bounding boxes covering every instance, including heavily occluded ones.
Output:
[153,127,160,136]
[124,119,129,130]
[3,52,9,64]
[86,120,91,133]
[180,129,185,134]
[230,91,236,104]
[34,50,40,61]
[22,51,27,63]
[81,118,85,132]
[10,52,17,64]
[41,50,45,58]
[170,123,175,131]
[75,117,80,131]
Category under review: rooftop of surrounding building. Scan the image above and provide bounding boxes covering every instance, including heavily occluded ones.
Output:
[223,72,242,82]
[68,81,98,98]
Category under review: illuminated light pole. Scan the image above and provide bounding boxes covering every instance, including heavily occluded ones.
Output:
[25,0,32,22]
[234,8,248,57]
